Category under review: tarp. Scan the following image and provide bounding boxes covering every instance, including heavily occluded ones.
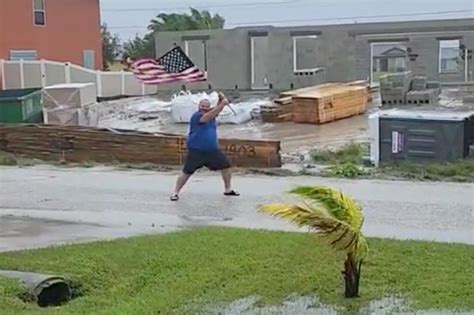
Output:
[170,91,269,124]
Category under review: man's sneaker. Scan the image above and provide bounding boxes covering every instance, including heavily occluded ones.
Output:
[170,193,179,201]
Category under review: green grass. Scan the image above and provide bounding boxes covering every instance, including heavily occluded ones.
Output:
[0,228,472,314]
[379,159,474,182]
[309,144,474,182]
[310,143,368,165]
[0,151,39,167]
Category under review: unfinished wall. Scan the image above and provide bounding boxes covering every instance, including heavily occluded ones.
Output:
[155,18,474,91]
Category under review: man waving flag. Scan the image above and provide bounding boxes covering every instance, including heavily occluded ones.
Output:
[131,46,207,85]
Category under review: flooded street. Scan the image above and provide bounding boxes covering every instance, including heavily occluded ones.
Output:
[1,166,472,252]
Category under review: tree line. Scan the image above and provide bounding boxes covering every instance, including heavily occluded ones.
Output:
[101,8,225,70]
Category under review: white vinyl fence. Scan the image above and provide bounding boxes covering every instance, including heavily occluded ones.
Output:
[0,59,158,98]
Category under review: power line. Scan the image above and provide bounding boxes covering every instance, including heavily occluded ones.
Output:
[102,0,384,13]
[107,9,474,30]
[102,0,297,12]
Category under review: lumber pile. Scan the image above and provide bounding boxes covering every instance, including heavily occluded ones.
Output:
[292,85,368,124]
[0,124,281,168]
[344,80,373,102]
[260,99,293,123]
[262,81,370,124]
[262,83,341,123]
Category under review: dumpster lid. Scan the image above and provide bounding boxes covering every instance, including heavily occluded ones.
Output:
[0,88,42,101]
[44,83,95,90]
[376,109,474,121]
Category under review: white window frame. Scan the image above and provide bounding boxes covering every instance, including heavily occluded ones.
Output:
[184,40,208,74]
[33,0,46,27]
[438,39,460,74]
[292,35,319,73]
[369,41,408,85]
[9,50,38,61]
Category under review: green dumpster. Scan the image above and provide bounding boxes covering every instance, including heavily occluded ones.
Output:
[0,88,43,123]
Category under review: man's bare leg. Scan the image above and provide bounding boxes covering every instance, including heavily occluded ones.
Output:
[221,168,232,192]
[171,172,191,200]
[221,168,239,195]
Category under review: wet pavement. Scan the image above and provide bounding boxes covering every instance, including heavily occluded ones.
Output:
[0,166,472,252]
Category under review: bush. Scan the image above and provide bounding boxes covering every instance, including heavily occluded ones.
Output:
[326,162,367,178]
[310,143,368,165]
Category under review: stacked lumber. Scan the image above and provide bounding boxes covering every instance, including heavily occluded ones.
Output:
[264,81,370,124]
[0,124,281,168]
[343,80,373,102]
[260,100,293,123]
[279,83,341,98]
[292,85,368,124]
[262,83,341,123]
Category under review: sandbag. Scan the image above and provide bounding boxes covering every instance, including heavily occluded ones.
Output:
[170,91,267,124]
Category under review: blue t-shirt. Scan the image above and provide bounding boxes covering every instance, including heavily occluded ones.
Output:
[186,112,219,152]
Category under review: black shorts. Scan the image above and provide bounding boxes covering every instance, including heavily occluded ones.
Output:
[183,149,231,175]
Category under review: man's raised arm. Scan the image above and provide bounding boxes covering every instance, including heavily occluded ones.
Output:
[200,93,229,123]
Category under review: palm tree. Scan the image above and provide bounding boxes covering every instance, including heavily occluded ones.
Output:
[259,186,369,298]
[148,8,225,33]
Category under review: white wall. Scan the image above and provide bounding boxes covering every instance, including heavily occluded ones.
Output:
[0,59,156,98]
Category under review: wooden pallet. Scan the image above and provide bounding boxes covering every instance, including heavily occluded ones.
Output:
[0,124,282,168]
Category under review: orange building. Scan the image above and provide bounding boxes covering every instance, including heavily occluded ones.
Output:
[0,0,102,69]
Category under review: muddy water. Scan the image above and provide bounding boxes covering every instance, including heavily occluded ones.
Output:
[98,96,372,154]
[97,89,470,155]
[206,295,470,314]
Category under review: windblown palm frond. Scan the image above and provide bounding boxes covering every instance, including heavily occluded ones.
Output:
[259,203,368,259]
[290,186,364,230]
[259,186,368,259]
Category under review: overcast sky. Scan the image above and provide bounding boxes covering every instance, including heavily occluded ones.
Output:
[100,0,474,41]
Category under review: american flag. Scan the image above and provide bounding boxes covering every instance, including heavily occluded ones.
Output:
[131,46,206,84]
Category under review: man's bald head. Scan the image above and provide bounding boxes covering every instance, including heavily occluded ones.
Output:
[198,99,211,112]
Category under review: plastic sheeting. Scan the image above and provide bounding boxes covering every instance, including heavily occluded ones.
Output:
[42,84,100,127]
[170,91,269,124]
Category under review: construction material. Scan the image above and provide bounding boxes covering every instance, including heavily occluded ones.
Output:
[380,72,442,106]
[344,80,373,101]
[0,124,281,168]
[42,83,99,127]
[279,83,341,98]
[264,81,371,124]
[0,88,43,123]
[410,76,428,91]
[170,91,264,124]
[292,85,368,124]
[380,71,412,105]
[426,81,441,90]
[42,83,97,109]
[44,102,100,126]
[260,102,293,123]
[406,89,439,105]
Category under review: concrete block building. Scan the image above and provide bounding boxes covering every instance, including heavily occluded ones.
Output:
[155,18,474,91]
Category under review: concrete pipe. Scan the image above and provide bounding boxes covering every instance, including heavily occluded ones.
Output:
[0,270,71,307]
